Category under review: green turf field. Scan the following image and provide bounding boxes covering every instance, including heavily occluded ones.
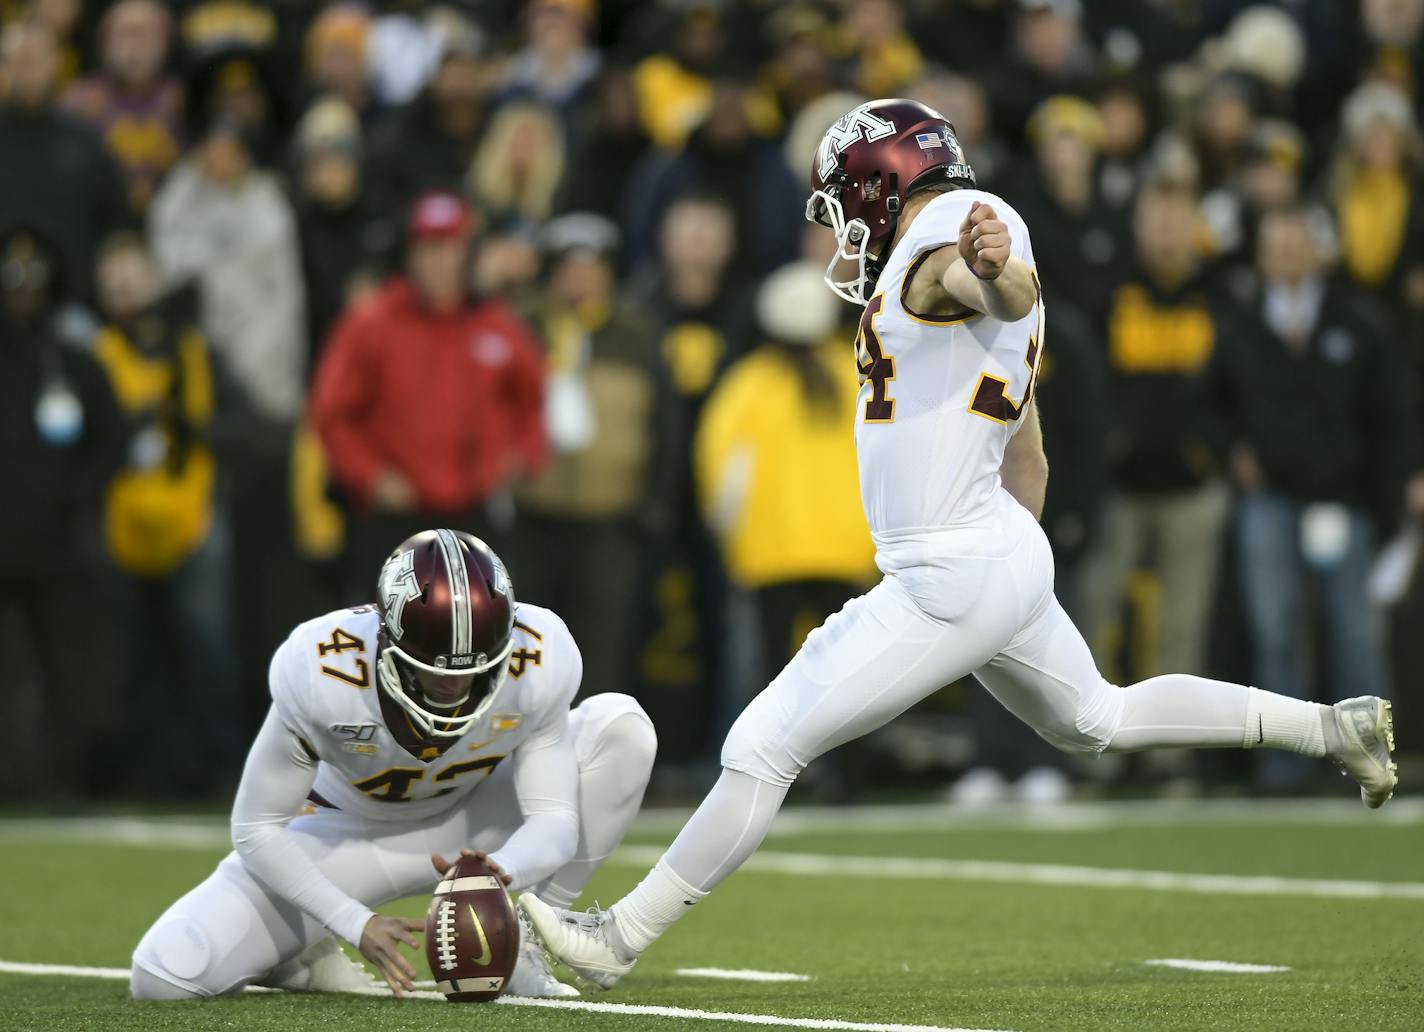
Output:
[1,800,1421,1032]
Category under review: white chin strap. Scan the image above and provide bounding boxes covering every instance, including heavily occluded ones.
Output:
[377,638,513,739]
[806,187,874,305]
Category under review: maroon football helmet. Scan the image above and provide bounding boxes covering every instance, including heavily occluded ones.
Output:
[805,98,976,304]
[375,530,516,738]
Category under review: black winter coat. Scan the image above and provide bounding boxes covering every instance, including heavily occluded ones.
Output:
[1214,278,1414,529]
[0,322,125,576]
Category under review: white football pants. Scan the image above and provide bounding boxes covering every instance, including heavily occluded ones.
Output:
[722,501,1249,782]
[131,693,655,999]
[668,500,1254,892]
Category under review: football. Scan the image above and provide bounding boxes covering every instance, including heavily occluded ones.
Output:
[424,855,520,1002]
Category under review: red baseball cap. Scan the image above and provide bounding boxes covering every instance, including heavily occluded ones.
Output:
[408,191,474,241]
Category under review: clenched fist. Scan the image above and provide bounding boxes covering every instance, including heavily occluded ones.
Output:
[958,201,1011,281]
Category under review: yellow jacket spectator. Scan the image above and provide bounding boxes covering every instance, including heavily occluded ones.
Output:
[696,262,874,680]
[632,7,722,149]
[696,341,872,587]
[94,232,245,796]
[93,239,218,577]
[1331,82,1424,320]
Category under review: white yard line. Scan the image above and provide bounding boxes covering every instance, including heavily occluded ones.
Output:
[0,817,231,848]
[677,968,812,983]
[610,847,1424,901]
[495,996,1008,1032]
[641,797,1424,835]
[0,962,132,980]
[0,960,1008,1032]
[1144,959,1291,974]
[2,797,1421,849]
[2,816,1421,901]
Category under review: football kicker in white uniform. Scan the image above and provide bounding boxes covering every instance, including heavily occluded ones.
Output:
[518,98,1399,989]
[131,530,656,1000]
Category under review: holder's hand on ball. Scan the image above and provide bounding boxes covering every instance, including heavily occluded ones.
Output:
[432,847,513,886]
[359,914,424,997]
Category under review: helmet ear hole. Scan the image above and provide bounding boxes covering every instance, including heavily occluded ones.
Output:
[806,194,832,228]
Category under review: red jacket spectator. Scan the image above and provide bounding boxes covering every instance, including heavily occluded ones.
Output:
[312,277,548,514]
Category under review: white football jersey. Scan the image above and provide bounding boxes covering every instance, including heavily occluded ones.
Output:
[268,602,578,822]
[854,189,1043,536]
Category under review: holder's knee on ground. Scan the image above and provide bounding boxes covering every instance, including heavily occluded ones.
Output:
[131,916,222,999]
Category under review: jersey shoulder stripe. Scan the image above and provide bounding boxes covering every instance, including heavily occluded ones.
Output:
[899,248,977,326]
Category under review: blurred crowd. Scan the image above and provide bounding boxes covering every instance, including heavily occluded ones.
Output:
[2,0,1423,805]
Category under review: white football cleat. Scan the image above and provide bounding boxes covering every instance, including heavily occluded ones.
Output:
[1325,696,1398,808]
[506,914,579,998]
[299,936,380,993]
[517,894,636,991]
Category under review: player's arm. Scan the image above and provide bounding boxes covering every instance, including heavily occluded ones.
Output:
[231,705,422,995]
[939,202,1037,322]
[1000,400,1048,520]
[482,636,584,890]
[483,709,581,890]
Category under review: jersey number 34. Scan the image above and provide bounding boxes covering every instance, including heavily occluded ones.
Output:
[855,290,1043,425]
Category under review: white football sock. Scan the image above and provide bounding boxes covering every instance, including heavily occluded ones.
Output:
[611,769,787,956]
[1104,676,1325,757]
[1106,674,1252,751]
[1243,687,1327,757]
[609,861,705,959]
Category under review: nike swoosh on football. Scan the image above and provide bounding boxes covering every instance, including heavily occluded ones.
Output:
[466,904,493,966]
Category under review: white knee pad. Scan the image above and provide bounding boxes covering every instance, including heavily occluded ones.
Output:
[720,700,801,788]
[131,916,214,999]
[572,693,657,778]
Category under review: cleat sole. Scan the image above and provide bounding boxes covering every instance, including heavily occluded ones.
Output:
[1372,700,1398,808]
